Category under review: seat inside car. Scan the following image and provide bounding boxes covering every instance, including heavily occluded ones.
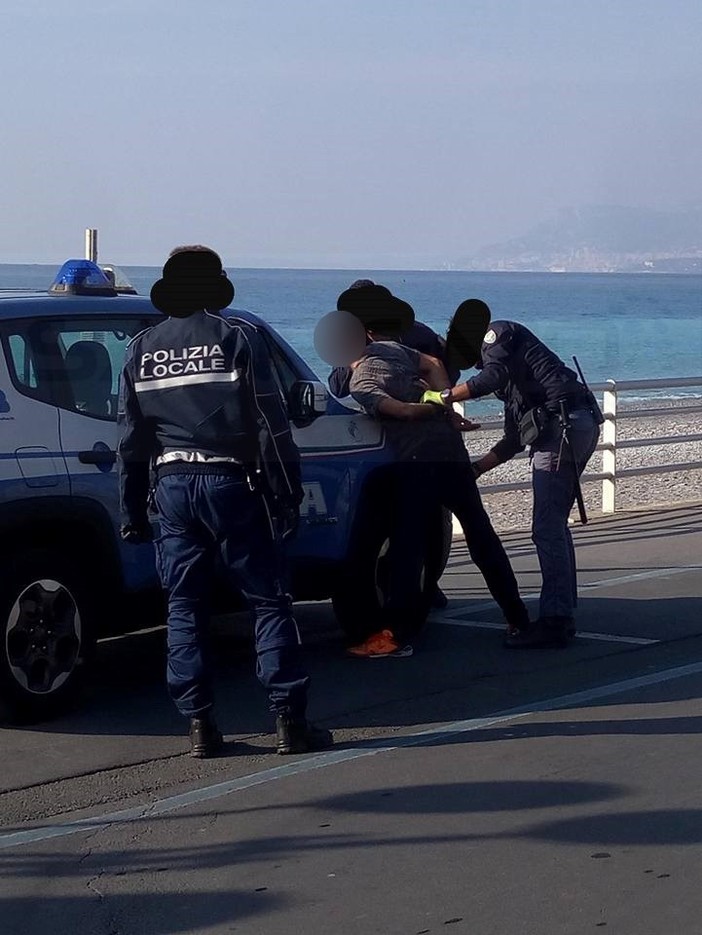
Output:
[64,340,113,416]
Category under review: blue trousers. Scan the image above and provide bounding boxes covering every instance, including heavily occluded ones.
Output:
[531,409,600,618]
[154,471,310,719]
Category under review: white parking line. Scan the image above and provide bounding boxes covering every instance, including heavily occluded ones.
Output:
[580,567,700,590]
[433,565,698,643]
[4,659,702,852]
[430,616,659,645]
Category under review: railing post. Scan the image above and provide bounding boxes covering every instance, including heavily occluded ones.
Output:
[601,379,617,513]
[452,400,466,537]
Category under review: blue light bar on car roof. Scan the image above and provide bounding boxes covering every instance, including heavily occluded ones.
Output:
[49,259,117,297]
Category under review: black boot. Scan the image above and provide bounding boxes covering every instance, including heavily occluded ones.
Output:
[276,716,333,755]
[503,616,576,649]
[189,711,224,758]
[431,587,449,610]
[504,608,532,639]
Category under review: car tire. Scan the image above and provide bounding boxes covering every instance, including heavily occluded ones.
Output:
[0,549,99,724]
[332,505,449,644]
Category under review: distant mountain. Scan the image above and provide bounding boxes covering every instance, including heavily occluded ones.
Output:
[460,205,702,272]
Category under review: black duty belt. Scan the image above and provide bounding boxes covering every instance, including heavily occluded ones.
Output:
[156,461,247,479]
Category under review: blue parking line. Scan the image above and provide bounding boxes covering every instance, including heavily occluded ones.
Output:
[3,659,702,852]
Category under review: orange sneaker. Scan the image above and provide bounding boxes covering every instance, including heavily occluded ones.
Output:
[346,629,414,658]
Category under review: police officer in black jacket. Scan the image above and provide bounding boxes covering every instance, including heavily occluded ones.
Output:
[118,246,332,757]
[439,303,601,648]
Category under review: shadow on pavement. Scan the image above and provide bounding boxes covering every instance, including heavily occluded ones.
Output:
[6,590,702,744]
[3,782,700,884]
[0,888,291,935]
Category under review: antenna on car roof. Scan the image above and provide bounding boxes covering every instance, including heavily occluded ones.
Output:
[85,228,98,263]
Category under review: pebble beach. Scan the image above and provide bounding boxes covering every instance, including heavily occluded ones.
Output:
[466,399,702,532]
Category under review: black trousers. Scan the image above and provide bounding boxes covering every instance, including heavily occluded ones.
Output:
[385,459,529,641]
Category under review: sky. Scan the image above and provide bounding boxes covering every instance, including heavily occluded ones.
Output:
[1,0,701,267]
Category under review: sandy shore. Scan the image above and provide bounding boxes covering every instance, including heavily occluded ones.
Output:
[464,399,702,532]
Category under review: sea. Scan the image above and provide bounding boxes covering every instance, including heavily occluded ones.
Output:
[1,264,700,413]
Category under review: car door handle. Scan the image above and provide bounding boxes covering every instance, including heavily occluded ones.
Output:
[78,449,117,465]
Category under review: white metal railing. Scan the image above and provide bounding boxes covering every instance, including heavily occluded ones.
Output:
[466,376,702,514]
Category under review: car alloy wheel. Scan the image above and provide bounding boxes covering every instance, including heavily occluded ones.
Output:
[6,578,82,695]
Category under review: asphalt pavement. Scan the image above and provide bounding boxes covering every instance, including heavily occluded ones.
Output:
[1,502,701,934]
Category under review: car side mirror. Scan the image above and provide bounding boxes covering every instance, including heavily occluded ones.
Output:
[289,380,329,424]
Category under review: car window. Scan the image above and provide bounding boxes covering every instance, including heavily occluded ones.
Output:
[3,317,155,421]
[57,329,129,418]
[263,333,303,400]
[7,334,37,388]
[57,321,157,419]
[2,320,62,406]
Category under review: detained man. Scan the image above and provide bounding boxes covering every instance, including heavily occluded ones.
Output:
[329,279,460,611]
[319,286,530,658]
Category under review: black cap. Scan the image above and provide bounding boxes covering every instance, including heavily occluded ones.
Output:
[336,282,414,337]
[150,249,235,318]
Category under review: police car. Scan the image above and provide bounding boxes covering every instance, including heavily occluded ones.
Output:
[0,260,451,722]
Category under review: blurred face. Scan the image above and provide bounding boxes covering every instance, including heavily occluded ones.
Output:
[313,310,367,367]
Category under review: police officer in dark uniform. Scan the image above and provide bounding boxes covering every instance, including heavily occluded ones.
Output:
[438,301,602,648]
[118,246,332,757]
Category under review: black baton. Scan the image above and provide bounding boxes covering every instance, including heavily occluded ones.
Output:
[558,400,588,525]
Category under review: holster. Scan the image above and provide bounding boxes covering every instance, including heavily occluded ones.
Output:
[518,406,550,446]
